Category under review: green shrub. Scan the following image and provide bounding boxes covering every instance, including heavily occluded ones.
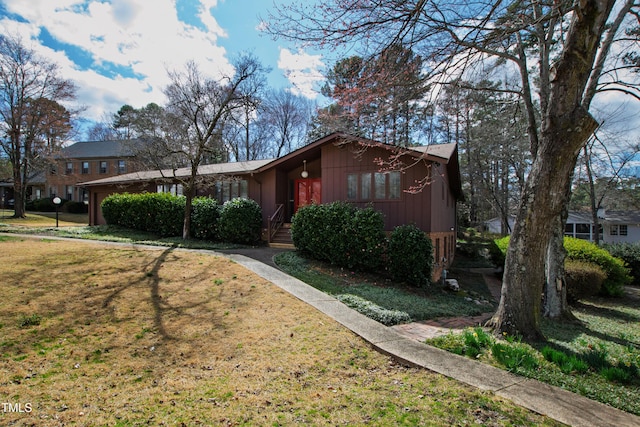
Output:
[493,236,630,297]
[564,237,630,297]
[291,202,386,271]
[564,260,606,302]
[27,197,59,212]
[101,192,185,237]
[603,242,640,286]
[387,224,434,287]
[63,200,88,214]
[342,206,386,270]
[218,198,262,244]
[191,197,220,240]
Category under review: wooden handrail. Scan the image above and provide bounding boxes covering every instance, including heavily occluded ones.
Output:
[268,204,284,242]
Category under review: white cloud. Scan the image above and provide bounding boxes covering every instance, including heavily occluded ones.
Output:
[277,48,324,99]
[0,0,234,123]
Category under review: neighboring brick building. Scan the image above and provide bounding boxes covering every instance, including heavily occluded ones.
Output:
[46,139,143,203]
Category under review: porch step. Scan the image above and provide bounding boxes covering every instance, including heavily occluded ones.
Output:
[269,223,294,248]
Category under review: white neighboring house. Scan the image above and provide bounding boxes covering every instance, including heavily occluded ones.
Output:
[485,210,640,244]
[596,209,640,244]
[483,216,516,234]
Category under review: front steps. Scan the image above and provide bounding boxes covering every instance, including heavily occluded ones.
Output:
[269,223,294,248]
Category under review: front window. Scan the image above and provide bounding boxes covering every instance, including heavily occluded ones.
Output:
[156,184,183,196]
[610,224,628,236]
[347,174,357,200]
[99,161,108,174]
[347,171,401,201]
[65,185,74,201]
[66,162,73,174]
[82,161,89,174]
[118,160,126,174]
[216,179,248,203]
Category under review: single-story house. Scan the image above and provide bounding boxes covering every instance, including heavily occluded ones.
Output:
[596,209,640,244]
[485,209,640,244]
[81,132,463,275]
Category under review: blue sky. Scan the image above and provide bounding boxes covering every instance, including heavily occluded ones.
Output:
[0,0,327,125]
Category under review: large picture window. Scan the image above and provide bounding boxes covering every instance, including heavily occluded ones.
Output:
[216,179,248,203]
[347,171,401,201]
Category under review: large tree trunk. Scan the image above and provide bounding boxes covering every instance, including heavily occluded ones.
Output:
[488,109,597,340]
[544,207,579,321]
[487,0,613,340]
[12,157,26,218]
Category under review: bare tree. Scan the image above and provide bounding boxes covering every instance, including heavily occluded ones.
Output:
[262,89,314,157]
[0,34,77,217]
[138,55,267,239]
[267,0,640,340]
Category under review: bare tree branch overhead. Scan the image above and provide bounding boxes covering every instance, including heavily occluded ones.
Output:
[267,0,640,340]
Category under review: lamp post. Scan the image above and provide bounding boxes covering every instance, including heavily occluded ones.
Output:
[52,197,62,228]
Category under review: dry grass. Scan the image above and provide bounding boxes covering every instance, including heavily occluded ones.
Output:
[0,211,88,227]
[0,237,563,426]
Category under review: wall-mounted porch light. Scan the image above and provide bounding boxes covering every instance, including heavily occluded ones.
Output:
[301,160,309,178]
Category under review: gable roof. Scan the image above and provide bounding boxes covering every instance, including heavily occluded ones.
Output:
[60,139,143,159]
[80,133,462,200]
[600,210,640,224]
[81,159,272,187]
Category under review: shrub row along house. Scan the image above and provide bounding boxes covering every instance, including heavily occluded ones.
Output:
[81,133,463,277]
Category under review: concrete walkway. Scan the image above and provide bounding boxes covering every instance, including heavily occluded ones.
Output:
[5,234,640,426]
[226,250,640,427]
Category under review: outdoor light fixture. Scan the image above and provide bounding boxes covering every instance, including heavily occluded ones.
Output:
[53,196,62,228]
[301,160,309,178]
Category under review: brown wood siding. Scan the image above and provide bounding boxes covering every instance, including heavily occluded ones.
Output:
[320,143,434,231]
[429,162,456,233]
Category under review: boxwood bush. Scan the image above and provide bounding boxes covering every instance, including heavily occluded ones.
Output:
[494,236,630,297]
[387,224,434,287]
[291,202,386,271]
[191,197,220,240]
[101,192,184,237]
[218,198,262,244]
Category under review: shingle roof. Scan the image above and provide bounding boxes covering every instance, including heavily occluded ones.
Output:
[601,210,640,224]
[81,159,273,186]
[60,139,142,159]
[409,143,457,162]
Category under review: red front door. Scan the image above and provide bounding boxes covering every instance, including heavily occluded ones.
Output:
[294,178,321,212]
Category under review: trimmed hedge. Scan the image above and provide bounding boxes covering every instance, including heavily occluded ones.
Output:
[218,198,262,244]
[388,224,434,287]
[291,203,434,286]
[291,202,386,271]
[101,192,185,237]
[191,197,220,240]
[494,236,630,297]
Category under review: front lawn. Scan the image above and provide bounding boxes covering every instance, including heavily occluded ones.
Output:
[274,251,640,416]
[0,237,560,426]
[274,251,496,324]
